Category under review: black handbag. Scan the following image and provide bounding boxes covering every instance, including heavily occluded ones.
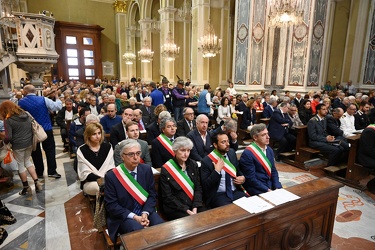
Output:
[0,201,16,225]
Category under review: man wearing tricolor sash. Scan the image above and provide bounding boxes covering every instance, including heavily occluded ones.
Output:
[151,117,178,168]
[239,124,282,196]
[160,136,204,220]
[201,132,246,208]
[105,140,163,243]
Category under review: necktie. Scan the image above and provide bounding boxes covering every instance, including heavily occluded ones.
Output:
[225,172,233,200]
[138,122,144,131]
[130,172,142,216]
[170,138,174,143]
[189,121,193,130]
[146,107,150,114]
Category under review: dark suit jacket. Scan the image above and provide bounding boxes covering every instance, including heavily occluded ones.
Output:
[354,112,370,130]
[268,109,293,141]
[292,98,302,108]
[177,119,196,136]
[307,116,329,148]
[110,122,126,148]
[241,107,256,129]
[151,135,175,168]
[146,121,160,145]
[262,104,274,118]
[186,129,214,161]
[237,101,247,112]
[159,158,203,219]
[201,149,243,206]
[136,93,148,103]
[140,105,156,123]
[326,115,344,137]
[358,127,375,169]
[140,117,150,128]
[56,107,78,129]
[239,146,282,195]
[104,164,157,242]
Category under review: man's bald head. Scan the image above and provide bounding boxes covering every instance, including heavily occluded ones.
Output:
[23,84,35,94]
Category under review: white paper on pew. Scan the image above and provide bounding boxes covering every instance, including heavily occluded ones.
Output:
[259,189,300,206]
[233,196,274,214]
[152,167,159,174]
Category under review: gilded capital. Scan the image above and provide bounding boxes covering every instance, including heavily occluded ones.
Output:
[113,0,129,13]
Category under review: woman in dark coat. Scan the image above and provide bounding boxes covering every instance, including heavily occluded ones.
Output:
[298,100,313,125]
[159,136,204,220]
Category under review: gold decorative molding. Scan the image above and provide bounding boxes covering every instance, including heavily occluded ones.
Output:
[113,0,129,13]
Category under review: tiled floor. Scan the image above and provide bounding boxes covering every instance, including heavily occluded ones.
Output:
[0,130,374,249]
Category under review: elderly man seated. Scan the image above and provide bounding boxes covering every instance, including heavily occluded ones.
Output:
[104,139,164,243]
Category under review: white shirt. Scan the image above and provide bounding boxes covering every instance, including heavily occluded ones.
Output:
[340,112,355,137]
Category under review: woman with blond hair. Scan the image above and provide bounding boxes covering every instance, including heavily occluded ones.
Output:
[77,122,115,195]
[0,100,42,195]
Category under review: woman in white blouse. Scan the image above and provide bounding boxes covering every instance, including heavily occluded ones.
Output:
[216,97,231,125]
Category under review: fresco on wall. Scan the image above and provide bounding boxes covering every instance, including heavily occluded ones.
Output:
[306,0,328,87]
[234,0,250,85]
[249,0,266,85]
[289,1,311,87]
[363,10,375,85]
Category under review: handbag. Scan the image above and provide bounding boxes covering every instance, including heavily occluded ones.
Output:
[25,112,47,150]
[0,142,8,162]
[0,201,16,225]
[93,186,106,232]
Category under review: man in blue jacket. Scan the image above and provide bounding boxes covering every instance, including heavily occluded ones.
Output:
[239,123,282,195]
[19,85,62,178]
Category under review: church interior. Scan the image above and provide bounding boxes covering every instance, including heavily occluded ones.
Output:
[0,0,375,249]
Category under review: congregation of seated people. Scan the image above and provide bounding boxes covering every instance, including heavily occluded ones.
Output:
[3,77,375,245]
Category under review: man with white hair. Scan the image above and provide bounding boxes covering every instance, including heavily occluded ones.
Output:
[237,93,248,112]
[104,139,164,243]
[139,97,155,123]
[146,110,171,145]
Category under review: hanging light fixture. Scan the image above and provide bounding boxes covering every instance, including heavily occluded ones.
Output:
[198,19,222,58]
[138,39,154,63]
[161,30,180,61]
[122,44,136,65]
[268,0,304,27]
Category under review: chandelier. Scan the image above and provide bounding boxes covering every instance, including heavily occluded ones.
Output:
[138,39,154,63]
[198,19,222,58]
[122,45,136,65]
[177,0,191,20]
[268,0,304,27]
[161,30,180,61]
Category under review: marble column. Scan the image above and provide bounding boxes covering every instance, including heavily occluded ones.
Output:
[159,3,177,83]
[138,19,153,82]
[191,0,210,86]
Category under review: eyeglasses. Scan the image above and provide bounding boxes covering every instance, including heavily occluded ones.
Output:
[123,151,142,157]
[185,113,194,115]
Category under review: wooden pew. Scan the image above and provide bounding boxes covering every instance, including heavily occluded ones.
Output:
[121,178,343,250]
[236,113,250,145]
[324,134,368,190]
[281,125,321,170]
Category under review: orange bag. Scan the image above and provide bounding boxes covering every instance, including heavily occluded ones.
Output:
[3,151,12,164]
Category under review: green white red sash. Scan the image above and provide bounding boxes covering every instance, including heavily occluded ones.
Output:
[208,149,237,178]
[157,133,175,156]
[246,143,272,177]
[163,159,194,200]
[113,164,149,206]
